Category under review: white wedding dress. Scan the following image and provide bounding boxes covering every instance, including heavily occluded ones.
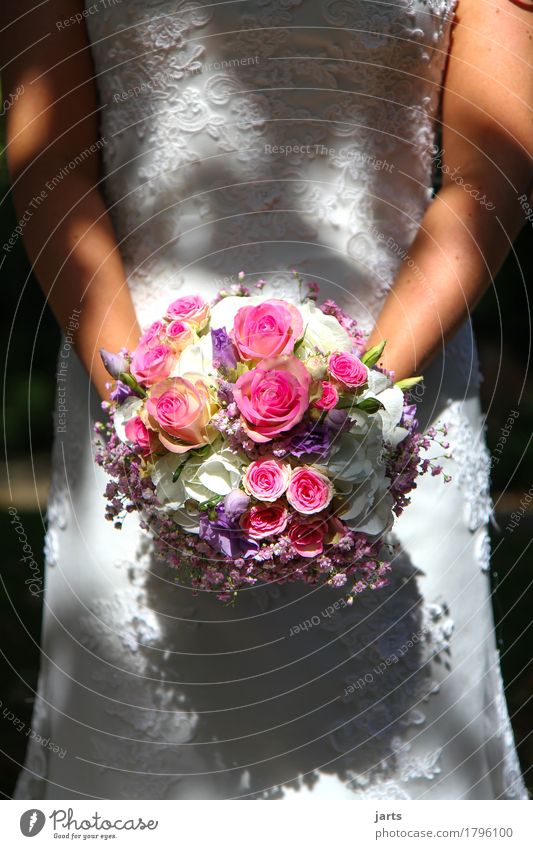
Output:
[15,0,527,800]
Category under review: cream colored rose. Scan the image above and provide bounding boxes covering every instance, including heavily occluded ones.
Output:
[170,332,214,379]
[296,301,352,358]
[152,448,243,510]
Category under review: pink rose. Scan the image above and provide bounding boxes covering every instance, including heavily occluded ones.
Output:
[232,299,303,361]
[328,351,368,388]
[166,295,210,330]
[286,466,333,514]
[146,375,213,453]
[287,517,327,558]
[243,457,291,502]
[165,319,195,353]
[313,380,339,411]
[130,343,176,386]
[240,503,288,539]
[233,355,311,443]
[124,416,156,456]
[138,320,166,348]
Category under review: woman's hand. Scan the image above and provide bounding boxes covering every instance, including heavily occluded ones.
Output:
[0,0,141,399]
[366,0,533,381]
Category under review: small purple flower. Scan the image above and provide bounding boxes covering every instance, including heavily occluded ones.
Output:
[287,410,350,458]
[401,403,418,430]
[211,327,237,371]
[289,425,331,458]
[100,348,129,380]
[216,379,235,406]
[199,505,258,559]
[324,409,350,433]
[224,489,250,520]
[110,380,133,403]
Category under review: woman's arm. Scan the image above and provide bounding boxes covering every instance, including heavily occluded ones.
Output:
[366,0,533,381]
[1,0,141,399]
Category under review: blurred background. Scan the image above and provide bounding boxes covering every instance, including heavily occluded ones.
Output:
[1,104,532,798]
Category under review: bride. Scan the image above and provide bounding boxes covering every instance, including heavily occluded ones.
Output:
[2,0,531,799]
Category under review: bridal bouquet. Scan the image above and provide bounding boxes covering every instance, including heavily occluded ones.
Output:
[95,274,447,602]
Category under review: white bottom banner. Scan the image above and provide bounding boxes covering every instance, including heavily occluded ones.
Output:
[3,800,532,848]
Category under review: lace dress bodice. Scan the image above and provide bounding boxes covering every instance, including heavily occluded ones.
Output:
[85,0,457,329]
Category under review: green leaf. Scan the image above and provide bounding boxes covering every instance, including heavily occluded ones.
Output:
[190,444,212,459]
[336,395,359,410]
[361,339,387,368]
[395,375,424,391]
[355,397,385,414]
[197,494,225,512]
[172,463,185,483]
[293,323,308,353]
[119,371,147,398]
[335,394,384,413]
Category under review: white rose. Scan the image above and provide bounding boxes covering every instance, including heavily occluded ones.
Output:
[170,332,214,378]
[192,449,243,498]
[296,301,352,358]
[152,448,243,510]
[151,453,188,509]
[113,397,143,443]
